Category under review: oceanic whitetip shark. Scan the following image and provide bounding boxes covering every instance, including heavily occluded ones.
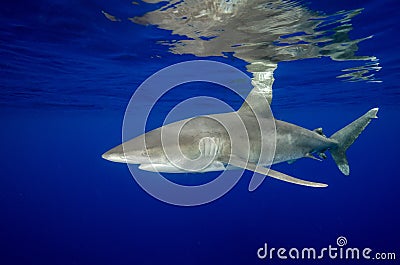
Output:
[102,73,378,191]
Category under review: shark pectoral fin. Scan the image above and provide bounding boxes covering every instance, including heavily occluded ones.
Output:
[267,169,328,188]
[228,157,328,191]
[228,157,266,191]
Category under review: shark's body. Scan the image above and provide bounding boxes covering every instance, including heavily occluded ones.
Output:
[103,82,378,190]
[105,116,334,169]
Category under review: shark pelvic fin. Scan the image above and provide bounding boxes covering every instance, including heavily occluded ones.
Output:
[228,157,328,191]
[305,153,322,162]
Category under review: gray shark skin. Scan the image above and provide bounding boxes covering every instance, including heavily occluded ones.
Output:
[102,87,379,190]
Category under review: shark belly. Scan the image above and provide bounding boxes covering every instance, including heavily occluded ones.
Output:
[139,161,227,173]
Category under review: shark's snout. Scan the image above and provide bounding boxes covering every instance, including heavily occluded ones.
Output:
[102,145,127,163]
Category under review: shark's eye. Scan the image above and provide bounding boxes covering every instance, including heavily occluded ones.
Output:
[141,150,148,156]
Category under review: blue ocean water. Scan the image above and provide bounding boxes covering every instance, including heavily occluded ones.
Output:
[1,0,399,264]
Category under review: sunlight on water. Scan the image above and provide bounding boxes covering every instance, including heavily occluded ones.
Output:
[130,0,380,83]
[1,0,391,110]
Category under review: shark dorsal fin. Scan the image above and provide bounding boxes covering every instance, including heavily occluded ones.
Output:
[238,89,272,118]
[238,62,277,118]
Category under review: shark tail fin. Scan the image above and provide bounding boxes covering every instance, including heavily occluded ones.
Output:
[329,108,379,175]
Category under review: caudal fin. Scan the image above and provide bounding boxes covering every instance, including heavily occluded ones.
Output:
[330,108,379,175]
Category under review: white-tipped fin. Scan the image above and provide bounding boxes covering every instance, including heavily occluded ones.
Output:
[330,107,379,175]
[228,156,328,191]
[238,62,277,118]
[305,153,322,162]
[368,107,379,118]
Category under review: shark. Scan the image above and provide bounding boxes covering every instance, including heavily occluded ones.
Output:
[102,73,378,191]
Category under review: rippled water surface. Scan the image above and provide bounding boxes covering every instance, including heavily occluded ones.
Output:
[0,0,399,110]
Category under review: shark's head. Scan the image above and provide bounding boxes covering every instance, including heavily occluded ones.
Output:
[102,144,127,163]
[102,129,167,164]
